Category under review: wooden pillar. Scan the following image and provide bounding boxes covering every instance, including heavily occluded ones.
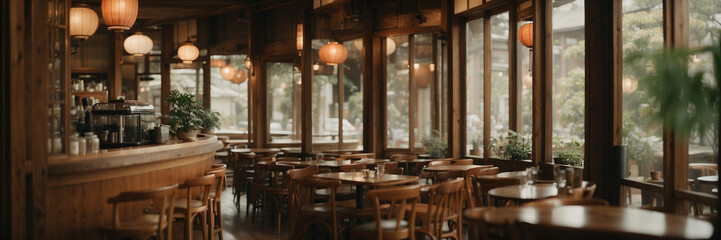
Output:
[300,10,313,153]
[585,0,620,205]
[483,16,491,160]
[362,0,379,154]
[249,8,266,148]
[202,60,211,108]
[532,0,552,164]
[508,6,519,132]
[447,0,463,159]
[160,25,173,121]
[110,32,123,100]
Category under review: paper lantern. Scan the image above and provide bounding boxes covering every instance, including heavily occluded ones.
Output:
[123,32,153,56]
[220,65,236,81]
[244,57,252,70]
[101,0,138,31]
[210,59,227,68]
[414,64,432,88]
[519,23,533,48]
[313,63,320,71]
[296,23,303,55]
[232,70,248,84]
[177,41,199,64]
[622,76,638,93]
[69,4,99,39]
[318,41,348,66]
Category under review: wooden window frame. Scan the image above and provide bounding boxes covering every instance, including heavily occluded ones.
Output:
[263,57,304,147]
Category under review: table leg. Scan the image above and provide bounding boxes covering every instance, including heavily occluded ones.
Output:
[356,184,364,209]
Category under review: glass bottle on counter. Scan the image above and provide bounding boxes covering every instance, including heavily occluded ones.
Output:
[78,133,86,155]
[85,132,95,153]
[69,134,79,156]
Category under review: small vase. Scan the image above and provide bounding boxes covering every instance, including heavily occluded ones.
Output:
[470,149,482,156]
[177,129,200,141]
[650,171,662,180]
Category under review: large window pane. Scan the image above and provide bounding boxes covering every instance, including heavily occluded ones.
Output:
[622,0,664,208]
[552,0,585,158]
[342,39,364,150]
[210,55,250,137]
[466,18,485,156]
[490,12,510,157]
[518,20,533,137]
[414,33,434,149]
[312,39,340,148]
[687,0,720,202]
[170,63,204,98]
[267,62,302,143]
[137,73,162,117]
[387,35,410,149]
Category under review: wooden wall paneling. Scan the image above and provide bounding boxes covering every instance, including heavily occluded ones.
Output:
[663,0,690,214]
[585,0,620,205]
[531,0,551,165]
[110,32,123,100]
[483,16,491,160]
[455,0,468,14]
[449,2,464,159]
[7,0,27,238]
[32,0,50,237]
[1,0,10,237]
[509,7,519,132]
[160,25,173,120]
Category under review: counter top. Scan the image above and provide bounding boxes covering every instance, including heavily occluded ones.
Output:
[48,135,222,177]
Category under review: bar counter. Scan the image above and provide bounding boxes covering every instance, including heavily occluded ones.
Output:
[46,135,222,239]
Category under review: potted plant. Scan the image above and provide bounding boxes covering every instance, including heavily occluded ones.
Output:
[470,134,483,156]
[421,130,448,159]
[499,130,532,161]
[553,140,584,166]
[200,108,222,134]
[165,90,204,141]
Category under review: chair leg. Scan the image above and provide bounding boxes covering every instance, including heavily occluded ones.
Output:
[208,199,215,240]
[217,200,224,240]
[201,211,208,240]
[185,214,193,240]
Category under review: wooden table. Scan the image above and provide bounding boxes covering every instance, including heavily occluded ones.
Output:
[497,171,527,178]
[697,175,718,185]
[424,164,490,173]
[394,159,433,175]
[353,158,391,166]
[482,206,714,239]
[230,148,282,156]
[277,160,357,170]
[488,184,558,205]
[313,172,419,209]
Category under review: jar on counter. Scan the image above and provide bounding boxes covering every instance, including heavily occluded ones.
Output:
[52,132,63,154]
[88,132,100,153]
[69,134,79,156]
[85,132,95,153]
[78,134,86,155]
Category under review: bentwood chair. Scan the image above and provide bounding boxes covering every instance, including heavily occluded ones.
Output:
[351,185,422,240]
[262,164,295,235]
[174,174,215,240]
[451,159,474,165]
[471,176,521,207]
[464,166,495,207]
[99,184,178,240]
[422,159,453,183]
[287,166,319,239]
[210,163,228,190]
[248,159,275,221]
[205,167,227,240]
[291,178,354,240]
[414,178,465,240]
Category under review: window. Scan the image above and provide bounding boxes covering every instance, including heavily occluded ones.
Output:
[518,20,533,137]
[621,0,664,207]
[552,0,585,158]
[490,12,511,158]
[466,18,484,156]
[210,55,251,137]
[170,63,204,99]
[311,38,364,151]
[267,62,302,143]
[386,33,446,151]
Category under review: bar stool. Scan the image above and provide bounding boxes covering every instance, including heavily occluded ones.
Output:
[205,167,227,240]
[174,174,215,240]
[99,184,178,240]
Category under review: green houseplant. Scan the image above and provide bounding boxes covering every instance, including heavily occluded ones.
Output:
[200,108,222,134]
[470,134,483,156]
[499,130,532,161]
[422,130,448,159]
[553,139,584,166]
[165,90,205,141]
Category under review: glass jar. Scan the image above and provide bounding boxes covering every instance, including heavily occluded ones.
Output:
[69,134,79,156]
[85,132,95,153]
[91,134,100,153]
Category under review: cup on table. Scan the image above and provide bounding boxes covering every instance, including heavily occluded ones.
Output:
[526,167,538,185]
[556,169,568,191]
[377,163,386,175]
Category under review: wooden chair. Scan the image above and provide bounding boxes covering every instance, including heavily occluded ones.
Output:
[583,182,597,198]
[290,178,354,240]
[229,151,257,209]
[478,167,500,176]
[451,159,474,165]
[339,163,367,172]
[99,184,178,240]
[262,164,295,235]
[391,154,417,175]
[435,170,465,183]
[384,162,399,169]
[210,163,228,190]
[521,197,609,207]
[174,174,215,240]
[205,167,227,240]
[351,185,421,240]
[415,178,465,240]
[422,160,453,183]
[463,207,494,240]
[470,176,521,207]
[248,162,272,221]
[464,166,496,207]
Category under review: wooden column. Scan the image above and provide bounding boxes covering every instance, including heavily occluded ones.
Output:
[160,25,173,120]
[110,32,123,100]
[662,0,689,214]
[483,16,491,160]
[447,0,464,159]
[301,11,313,153]
[248,8,266,148]
[202,59,211,108]
[362,0,378,154]
[532,0,552,164]
[508,6,519,132]
[585,0,620,205]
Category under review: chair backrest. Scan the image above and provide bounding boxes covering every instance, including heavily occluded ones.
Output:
[385,168,404,175]
[211,163,227,170]
[478,167,500,176]
[179,175,215,210]
[423,178,465,239]
[269,164,295,188]
[339,163,366,172]
[583,182,596,198]
[205,167,227,197]
[253,162,272,185]
[390,154,417,161]
[366,185,421,240]
[471,176,521,206]
[451,159,474,165]
[521,197,609,207]
[465,166,495,178]
[384,162,399,169]
[436,170,465,182]
[288,165,319,180]
[290,178,342,224]
[428,160,452,167]
[107,184,178,235]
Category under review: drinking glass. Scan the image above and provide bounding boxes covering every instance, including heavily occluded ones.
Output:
[518,173,528,188]
[556,169,567,189]
[527,167,538,185]
[377,163,386,175]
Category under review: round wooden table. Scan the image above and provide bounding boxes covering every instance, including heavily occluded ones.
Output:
[230,148,282,156]
[425,164,489,173]
[482,206,714,239]
[496,171,527,178]
[697,175,718,185]
[488,183,558,205]
[313,172,419,209]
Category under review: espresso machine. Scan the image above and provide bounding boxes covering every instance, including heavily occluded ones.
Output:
[92,100,156,149]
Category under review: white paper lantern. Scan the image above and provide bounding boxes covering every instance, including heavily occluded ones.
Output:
[101,0,138,31]
[123,32,153,56]
[220,65,236,81]
[69,4,99,39]
[177,41,199,64]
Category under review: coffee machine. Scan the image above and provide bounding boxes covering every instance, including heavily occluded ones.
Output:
[92,100,156,149]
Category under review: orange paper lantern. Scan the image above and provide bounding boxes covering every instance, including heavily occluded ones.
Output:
[519,23,533,48]
[101,0,138,31]
[232,70,248,84]
[318,41,348,66]
[220,65,236,81]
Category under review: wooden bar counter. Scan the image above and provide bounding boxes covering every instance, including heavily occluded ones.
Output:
[46,135,223,239]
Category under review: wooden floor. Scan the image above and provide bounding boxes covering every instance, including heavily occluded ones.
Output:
[216,189,291,240]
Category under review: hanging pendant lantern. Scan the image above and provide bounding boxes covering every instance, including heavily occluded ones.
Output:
[101,0,138,32]
[177,41,199,64]
[210,59,227,68]
[296,23,304,56]
[123,32,153,56]
[622,76,639,93]
[386,38,396,55]
[318,41,348,66]
[519,23,534,48]
[220,65,237,81]
[232,70,248,84]
[69,4,99,39]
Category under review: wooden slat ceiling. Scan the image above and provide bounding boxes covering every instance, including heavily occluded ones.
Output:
[79,0,257,26]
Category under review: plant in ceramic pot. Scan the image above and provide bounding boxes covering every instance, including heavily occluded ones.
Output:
[422,130,448,159]
[470,134,483,156]
[165,90,204,141]
[200,108,222,134]
[553,139,584,166]
[499,130,531,161]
